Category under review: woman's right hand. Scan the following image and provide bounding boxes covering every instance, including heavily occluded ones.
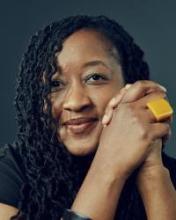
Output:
[95,81,170,180]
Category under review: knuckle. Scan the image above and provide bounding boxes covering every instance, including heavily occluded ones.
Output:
[139,126,150,140]
[147,91,166,101]
[157,90,167,97]
[135,80,147,88]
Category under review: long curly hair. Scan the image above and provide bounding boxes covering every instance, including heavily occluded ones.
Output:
[11,15,149,219]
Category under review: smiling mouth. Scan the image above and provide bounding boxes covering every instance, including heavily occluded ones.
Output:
[66,120,98,134]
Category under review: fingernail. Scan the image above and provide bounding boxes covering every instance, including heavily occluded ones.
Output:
[102,115,109,124]
[109,97,117,106]
[159,85,167,92]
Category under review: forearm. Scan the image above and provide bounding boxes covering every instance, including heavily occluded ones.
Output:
[71,154,127,220]
[137,165,176,220]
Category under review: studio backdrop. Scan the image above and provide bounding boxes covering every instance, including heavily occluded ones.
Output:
[0,0,175,157]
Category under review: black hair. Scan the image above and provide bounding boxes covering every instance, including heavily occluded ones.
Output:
[12,15,149,220]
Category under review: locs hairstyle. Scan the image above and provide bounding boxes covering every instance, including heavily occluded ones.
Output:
[12,15,149,220]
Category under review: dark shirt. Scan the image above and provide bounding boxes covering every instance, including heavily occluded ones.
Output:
[0,144,176,218]
[0,144,25,208]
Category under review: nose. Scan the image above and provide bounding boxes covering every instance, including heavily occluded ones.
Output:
[63,85,93,112]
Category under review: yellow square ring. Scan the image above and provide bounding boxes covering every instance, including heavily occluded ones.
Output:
[147,98,173,121]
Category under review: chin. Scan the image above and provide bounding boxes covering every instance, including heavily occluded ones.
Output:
[58,121,102,156]
[63,140,99,156]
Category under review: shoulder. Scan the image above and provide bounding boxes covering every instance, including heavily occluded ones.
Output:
[162,152,176,188]
[0,144,25,209]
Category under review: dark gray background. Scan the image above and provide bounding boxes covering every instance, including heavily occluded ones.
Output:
[0,0,175,157]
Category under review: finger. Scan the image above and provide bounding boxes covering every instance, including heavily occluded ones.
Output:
[145,109,173,124]
[137,91,173,122]
[121,80,167,103]
[102,84,132,125]
[160,117,172,143]
[103,95,121,121]
[108,85,130,106]
[138,92,173,125]
[102,108,114,126]
[107,84,132,109]
[162,129,172,144]
[108,93,124,109]
[150,122,170,140]
[102,91,124,124]
[138,90,167,109]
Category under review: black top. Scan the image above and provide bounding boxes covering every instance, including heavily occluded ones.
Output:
[0,144,176,214]
[0,144,25,208]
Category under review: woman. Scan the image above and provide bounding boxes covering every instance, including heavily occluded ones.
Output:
[0,15,176,220]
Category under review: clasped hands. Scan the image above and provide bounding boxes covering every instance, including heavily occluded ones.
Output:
[101,80,172,181]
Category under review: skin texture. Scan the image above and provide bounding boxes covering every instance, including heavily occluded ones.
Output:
[92,80,169,177]
[102,81,170,170]
[50,29,124,156]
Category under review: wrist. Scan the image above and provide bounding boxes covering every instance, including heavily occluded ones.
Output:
[92,151,130,184]
[137,165,170,191]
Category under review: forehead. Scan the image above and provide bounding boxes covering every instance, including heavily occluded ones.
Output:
[56,29,119,70]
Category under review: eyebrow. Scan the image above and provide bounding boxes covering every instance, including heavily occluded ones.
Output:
[54,60,111,78]
[83,60,110,69]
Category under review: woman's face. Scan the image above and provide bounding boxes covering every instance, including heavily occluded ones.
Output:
[50,29,124,156]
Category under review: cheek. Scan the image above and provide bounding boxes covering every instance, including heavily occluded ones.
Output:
[89,87,121,114]
[50,95,63,120]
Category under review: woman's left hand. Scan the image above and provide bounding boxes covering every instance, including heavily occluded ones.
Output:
[102,83,172,173]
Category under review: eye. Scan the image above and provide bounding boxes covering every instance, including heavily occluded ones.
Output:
[50,80,65,92]
[85,73,108,83]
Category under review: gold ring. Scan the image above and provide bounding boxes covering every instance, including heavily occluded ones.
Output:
[147,98,173,121]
